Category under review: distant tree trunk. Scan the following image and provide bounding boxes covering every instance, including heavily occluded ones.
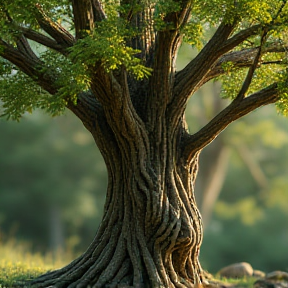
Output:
[198,144,230,228]
[194,83,231,228]
[49,205,65,258]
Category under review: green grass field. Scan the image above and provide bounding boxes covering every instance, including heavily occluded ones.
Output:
[0,237,73,288]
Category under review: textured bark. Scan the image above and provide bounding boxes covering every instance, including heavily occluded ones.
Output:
[29,90,205,288]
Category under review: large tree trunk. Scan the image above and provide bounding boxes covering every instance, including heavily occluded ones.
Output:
[7,4,279,288]
[24,18,281,288]
[29,98,205,287]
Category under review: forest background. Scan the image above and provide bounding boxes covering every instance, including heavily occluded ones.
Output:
[0,44,288,275]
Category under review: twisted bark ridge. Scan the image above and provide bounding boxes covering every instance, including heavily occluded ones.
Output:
[0,1,287,288]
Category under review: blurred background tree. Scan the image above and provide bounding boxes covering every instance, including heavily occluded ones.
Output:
[0,112,107,256]
[1,44,288,274]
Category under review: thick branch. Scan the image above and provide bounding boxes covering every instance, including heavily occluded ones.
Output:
[72,0,96,39]
[148,0,192,97]
[21,28,68,55]
[0,34,104,132]
[72,0,94,39]
[0,38,60,96]
[0,37,103,132]
[119,3,156,64]
[190,3,288,89]
[0,6,69,55]
[67,91,103,133]
[164,0,192,30]
[89,68,150,147]
[16,35,39,62]
[0,39,44,78]
[218,24,261,53]
[0,7,57,60]
[173,22,282,106]
[173,22,236,106]
[91,0,106,21]
[182,83,279,162]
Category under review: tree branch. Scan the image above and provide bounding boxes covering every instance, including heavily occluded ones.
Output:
[169,22,238,127]
[218,24,261,53]
[233,28,269,102]
[145,0,193,126]
[21,28,68,55]
[164,0,192,30]
[182,83,279,162]
[0,5,69,55]
[67,91,103,133]
[15,35,39,62]
[0,37,104,130]
[0,6,43,61]
[0,39,40,75]
[71,0,106,39]
[72,0,96,39]
[204,44,287,84]
[149,0,192,91]
[91,0,106,22]
[0,38,58,95]
[173,20,286,104]
[173,22,237,104]
[35,4,75,47]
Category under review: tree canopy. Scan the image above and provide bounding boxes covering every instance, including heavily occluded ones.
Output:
[1,0,288,121]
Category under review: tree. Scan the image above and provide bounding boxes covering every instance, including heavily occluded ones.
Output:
[1,1,288,287]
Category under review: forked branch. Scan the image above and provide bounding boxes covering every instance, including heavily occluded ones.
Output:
[174,23,264,101]
[0,6,69,55]
[174,1,288,107]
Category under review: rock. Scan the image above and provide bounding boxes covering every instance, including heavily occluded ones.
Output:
[266,271,288,281]
[254,279,277,288]
[217,262,254,278]
[253,271,288,288]
[254,279,288,288]
[253,270,266,278]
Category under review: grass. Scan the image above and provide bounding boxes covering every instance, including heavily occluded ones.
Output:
[216,276,258,288]
[0,237,259,288]
[0,237,73,288]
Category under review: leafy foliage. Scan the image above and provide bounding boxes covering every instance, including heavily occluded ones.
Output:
[0,66,48,121]
[0,60,71,121]
[1,0,288,118]
[68,18,152,78]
